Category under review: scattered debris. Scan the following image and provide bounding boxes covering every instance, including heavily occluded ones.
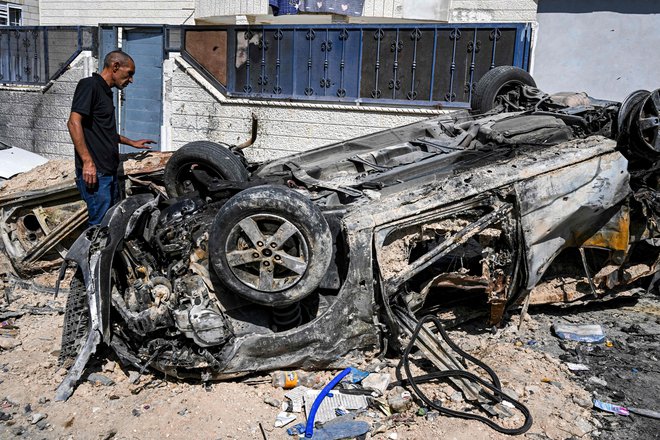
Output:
[386,387,412,413]
[361,372,391,396]
[553,323,606,343]
[594,399,630,416]
[271,371,322,389]
[310,417,370,440]
[273,411,296,428]
[285,422,305,436]
[565,362,590,371]
[263,397,281,408]
[30,413,46,425]
[303,389,369,425]
[86,373,115,387]
[628,406,660,420]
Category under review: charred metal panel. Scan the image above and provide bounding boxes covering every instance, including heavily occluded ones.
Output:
[515,151,631,288]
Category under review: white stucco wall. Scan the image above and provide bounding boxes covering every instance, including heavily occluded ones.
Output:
[0,51,434,163]
[38,0,196,26]
[450,0,537,22]
[195,0,267,18]
[0,53,93,159]
[194,0,536,22]
[532,1,660,102]
[166,56,430,163]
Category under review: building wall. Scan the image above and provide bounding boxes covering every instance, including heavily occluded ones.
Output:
[450,0,537,22]
[0,53,92,158]
[533,0,660,101]
[7,0,40,25]
[167,56,428,163]
[194,0,537,23]
[38,0,196,26]
[0,52,429,162]
[195,0,267,18]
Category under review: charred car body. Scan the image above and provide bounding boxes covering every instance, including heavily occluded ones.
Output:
[56,67,660,402]
[0,153,171,277]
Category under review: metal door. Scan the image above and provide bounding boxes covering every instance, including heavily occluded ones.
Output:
[119,28,163,153]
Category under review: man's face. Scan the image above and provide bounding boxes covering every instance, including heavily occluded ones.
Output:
[113,60,135,90]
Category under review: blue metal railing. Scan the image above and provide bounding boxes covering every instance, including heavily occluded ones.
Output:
[181,23,531,108]
[0,26,95,85]
[0,23,531,108]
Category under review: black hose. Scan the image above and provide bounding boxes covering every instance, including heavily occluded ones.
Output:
[394,314,533,435]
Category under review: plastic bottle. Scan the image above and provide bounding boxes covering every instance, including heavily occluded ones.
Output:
[271,371,322,389]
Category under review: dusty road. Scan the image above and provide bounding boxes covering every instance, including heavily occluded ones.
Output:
[1,273,659,440]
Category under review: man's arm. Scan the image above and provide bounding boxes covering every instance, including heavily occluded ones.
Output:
[119,135,156,150]
[67,111,97,187]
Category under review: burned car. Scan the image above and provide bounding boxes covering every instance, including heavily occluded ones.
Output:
[0,153,171,277]
[56,67,660,405]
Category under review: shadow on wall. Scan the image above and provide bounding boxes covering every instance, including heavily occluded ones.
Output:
[538,0,660,14]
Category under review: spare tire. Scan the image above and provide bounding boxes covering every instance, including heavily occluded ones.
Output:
[164,141,248,197]
[208,185,333,307]
[471,66,537,114]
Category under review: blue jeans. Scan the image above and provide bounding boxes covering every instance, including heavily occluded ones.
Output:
[75,169,120,226]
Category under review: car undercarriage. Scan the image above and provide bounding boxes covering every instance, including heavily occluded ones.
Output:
[52,68,660,422]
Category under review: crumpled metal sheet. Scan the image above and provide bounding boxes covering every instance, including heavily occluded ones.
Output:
[515,150,631,289]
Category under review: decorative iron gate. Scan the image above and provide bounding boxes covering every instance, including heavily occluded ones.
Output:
[180,23,532,108]
[0,26,95,85]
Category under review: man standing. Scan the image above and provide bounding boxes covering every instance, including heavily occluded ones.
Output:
[67,50,155,225]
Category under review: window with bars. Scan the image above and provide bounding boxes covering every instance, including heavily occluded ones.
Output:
[0,3,22,26]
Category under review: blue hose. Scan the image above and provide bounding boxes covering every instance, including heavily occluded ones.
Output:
[305,367,352,438]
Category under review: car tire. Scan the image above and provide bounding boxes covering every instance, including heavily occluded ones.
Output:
[471,66,537,114]
[164,141,249,197]
[209,185,333,307]
[633,88,660,154]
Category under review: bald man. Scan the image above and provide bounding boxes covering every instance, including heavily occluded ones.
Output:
[67,50,156,225]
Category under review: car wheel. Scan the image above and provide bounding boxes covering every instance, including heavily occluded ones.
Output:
[471,66,537,114]
[164,141,249,197]
[209,185,333,307]
[633,88,660,154]
[615,89,649,150]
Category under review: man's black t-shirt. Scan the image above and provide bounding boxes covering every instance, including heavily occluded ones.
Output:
[71,73,120,175]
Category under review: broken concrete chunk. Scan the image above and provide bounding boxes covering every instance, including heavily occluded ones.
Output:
[30,413,46,424]
[127,371,140,385]
[263,397,280,408]
[87,373,115,386]
[102,361,116,373]
[0,336,21,350]
[588,376,608,387]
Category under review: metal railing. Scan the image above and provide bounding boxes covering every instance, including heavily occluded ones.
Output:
[0,22,532,109]
[0,26,96,85]
[181,23,532,108]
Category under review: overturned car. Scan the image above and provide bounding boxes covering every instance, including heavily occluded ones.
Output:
[56,67,660,403]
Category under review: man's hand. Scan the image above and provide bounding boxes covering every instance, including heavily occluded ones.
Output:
[129,139,156,150]
[82,160,97,187]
